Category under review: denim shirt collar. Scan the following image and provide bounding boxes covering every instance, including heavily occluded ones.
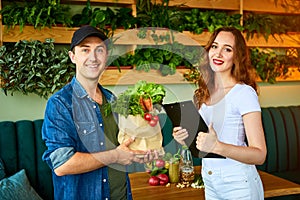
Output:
[71,77,115,103]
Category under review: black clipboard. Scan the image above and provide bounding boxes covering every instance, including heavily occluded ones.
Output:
[163,100,225,159]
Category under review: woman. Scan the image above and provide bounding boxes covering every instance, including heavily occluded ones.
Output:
[173,27,267,200]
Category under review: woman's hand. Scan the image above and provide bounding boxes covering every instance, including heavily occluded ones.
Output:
[196,123,218,153]
[172,127,188,145]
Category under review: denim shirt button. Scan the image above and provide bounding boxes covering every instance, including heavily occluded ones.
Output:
[99,123,102,127]
[93,105,96,109]
[105,198,108,200]
[103,179,107,182]
[100,142,104,146]
[83,130,87,134]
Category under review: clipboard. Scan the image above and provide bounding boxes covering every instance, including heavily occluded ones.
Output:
[163,100,225,159]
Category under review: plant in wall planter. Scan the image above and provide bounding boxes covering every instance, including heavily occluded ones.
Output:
[243,13,288,42]
[250,47,290,84]
[107,53,135,71]
[0,0,72,32]
[136,0,185,30]
[0,39,75,99]
[136,0,186,43]
[71,0,136,37]
[131,42,203,76]
[182,9,243,34]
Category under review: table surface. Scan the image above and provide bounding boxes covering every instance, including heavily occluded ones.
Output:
[129,166,300,200]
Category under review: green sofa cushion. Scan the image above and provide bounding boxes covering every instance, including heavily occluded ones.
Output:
[0,169,42,200]
[0,158,5,180]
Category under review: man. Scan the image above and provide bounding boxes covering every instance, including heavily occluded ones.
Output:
[42,25,151,200]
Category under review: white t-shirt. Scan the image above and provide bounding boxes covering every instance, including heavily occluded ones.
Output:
[199,83,261,168]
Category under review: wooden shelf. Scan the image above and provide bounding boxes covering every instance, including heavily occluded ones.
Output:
[63,0,300,14]
[168,0,300,14]
[61,0,134,5]
[99,67,300,86]
[2,26,300,48]
[1,26,76,44]
[243,0,300,14]
[99,68,189,85]
[167,0,240,10]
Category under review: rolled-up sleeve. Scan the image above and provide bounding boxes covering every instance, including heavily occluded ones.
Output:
[49,147,75,169]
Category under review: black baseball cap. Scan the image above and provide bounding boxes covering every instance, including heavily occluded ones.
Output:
[70,25,108,50]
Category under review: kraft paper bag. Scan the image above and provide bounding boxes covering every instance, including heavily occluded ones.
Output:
[118,114,164,155]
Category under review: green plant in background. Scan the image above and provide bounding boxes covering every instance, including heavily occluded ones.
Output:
[107,53,135,71]
[114,7,138,30]
[132,42,203,76]
[184,47,300,84]
[182,9,243,34]
[0,0,299,87]
[71,0,136,37]
[71,0,93,26]
[136,0,185,31]
[0,0,72,32]
[250,48,290,84]
[274,0,300,13]
[243,13,289,42]
[0,39,75,99]
[135,0,185,43]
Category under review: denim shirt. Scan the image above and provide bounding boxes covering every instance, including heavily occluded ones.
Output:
[42,77,132,200]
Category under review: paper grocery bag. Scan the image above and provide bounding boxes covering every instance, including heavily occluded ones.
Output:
[118,114,164,155]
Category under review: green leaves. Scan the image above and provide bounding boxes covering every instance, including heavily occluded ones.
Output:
[0,0,72,32]
[132,43,203,76]
[250,47,296,84]
[182,9,243,34]
[0,39,75,99]
[108,80,166,117]
[71,1,136,37]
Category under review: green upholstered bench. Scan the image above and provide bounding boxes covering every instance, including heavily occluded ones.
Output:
[0,106,299,200]
[257,106,300,185]
[0,120,53,200]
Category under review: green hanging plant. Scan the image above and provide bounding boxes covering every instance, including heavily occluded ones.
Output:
[243,13,288,42]
[0,39,75,99]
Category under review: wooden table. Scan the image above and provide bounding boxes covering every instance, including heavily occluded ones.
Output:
[129,166,300,200]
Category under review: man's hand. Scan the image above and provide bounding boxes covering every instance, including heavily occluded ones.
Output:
[114,137,158,165]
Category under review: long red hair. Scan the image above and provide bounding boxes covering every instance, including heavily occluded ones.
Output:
[194,27,258,109]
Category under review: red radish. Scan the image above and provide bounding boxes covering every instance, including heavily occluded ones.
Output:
[148,176,160,186]
[149,119,157,127]
[157,174,169,185]
[155,159,165,168]
[160,180,168,186]
[152,115,159,122]
[144,113,152,121]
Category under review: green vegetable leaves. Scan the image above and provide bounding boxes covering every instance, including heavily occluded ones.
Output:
[108,80,166,117]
